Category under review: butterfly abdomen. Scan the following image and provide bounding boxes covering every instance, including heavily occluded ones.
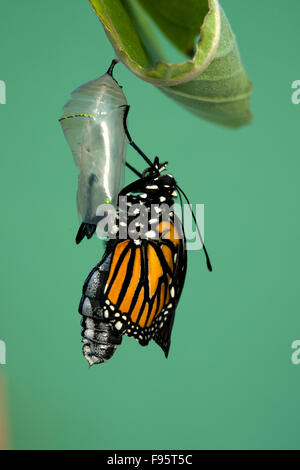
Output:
[78,257,122,365]
[81,319,122,365]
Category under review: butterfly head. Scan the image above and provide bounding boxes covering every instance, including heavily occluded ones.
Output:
[140,157,177,203]
[142,156,167,178]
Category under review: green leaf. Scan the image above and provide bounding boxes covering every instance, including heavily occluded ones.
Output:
[89,0,253,127]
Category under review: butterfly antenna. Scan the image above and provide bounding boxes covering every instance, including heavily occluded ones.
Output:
[177,185,185,229]
[176,184,212,272]
[122,105,155,170]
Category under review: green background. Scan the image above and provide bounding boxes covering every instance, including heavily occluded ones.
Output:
[1,0,300,450]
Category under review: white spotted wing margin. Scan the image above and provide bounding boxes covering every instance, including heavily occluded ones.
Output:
[100,213,187,358]
[153,215,187,358]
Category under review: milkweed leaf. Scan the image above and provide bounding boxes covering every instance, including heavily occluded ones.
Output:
[89,0,252,127]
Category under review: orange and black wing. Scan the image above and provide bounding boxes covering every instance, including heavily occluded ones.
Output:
[153,217,187,356]
[101,216,187,356]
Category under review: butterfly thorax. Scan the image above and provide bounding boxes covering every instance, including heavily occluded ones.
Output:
[110,163,178,243]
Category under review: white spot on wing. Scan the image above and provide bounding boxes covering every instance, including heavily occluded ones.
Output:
[145,230,156,238]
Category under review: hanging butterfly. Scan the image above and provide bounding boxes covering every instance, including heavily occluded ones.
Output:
[79,108,212,365]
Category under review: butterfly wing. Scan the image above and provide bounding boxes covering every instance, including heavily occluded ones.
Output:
[153,215,187,356]
[101,216,187,356]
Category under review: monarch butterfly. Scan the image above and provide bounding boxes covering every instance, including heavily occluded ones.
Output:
[79,111,212,365]
[59,60,127,243]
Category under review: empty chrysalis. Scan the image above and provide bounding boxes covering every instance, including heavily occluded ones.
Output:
[59,60,127,242]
